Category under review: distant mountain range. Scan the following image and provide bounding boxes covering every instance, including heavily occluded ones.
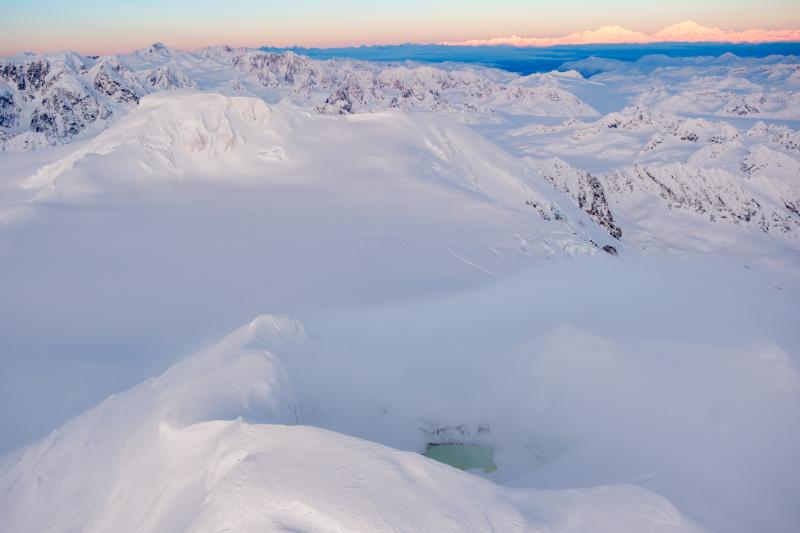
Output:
[443,21,800,47]
[0,44,598,152]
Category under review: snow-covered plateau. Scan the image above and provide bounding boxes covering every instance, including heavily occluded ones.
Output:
[0,46,798,533]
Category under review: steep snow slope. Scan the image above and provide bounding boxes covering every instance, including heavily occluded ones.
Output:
[0,314,710,533]
[0,45,597,151]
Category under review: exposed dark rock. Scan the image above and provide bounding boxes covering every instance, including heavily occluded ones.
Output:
[94,69,139,104]
[602,245,618,255]
[530,158,623,240]
[0,91,19,129]
[30,87,111,140]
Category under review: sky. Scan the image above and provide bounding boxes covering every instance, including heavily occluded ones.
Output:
[1,0,800,55]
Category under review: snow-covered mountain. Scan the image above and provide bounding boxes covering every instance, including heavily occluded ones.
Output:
[1,50,799,533]
[0,44,597,151]
[444,20,800,47]
[563,53,800,119]
[15,91,617,256]
[0,313,716,533]
[504,104,800,253]
[3,260,798,533]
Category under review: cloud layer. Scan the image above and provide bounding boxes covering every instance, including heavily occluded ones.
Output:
[444,21,800,47]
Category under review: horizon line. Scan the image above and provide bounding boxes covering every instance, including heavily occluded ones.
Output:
[4,20,800,58]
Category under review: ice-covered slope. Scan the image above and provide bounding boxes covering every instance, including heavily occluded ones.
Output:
[0,313,708,533]
[22,91,293,186]
[0,45,597,151]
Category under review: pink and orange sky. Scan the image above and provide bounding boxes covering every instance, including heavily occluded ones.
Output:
[2,0,800,56]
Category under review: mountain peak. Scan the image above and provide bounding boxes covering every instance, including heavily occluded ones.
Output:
[671,20,703,30]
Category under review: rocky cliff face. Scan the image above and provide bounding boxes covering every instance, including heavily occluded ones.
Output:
[526,157,624,239]
[0,54,125,149]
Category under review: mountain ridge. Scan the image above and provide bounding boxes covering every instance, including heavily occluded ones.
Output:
[0,45,597,152]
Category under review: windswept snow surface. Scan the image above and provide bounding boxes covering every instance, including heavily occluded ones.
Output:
[1,51,799,533]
